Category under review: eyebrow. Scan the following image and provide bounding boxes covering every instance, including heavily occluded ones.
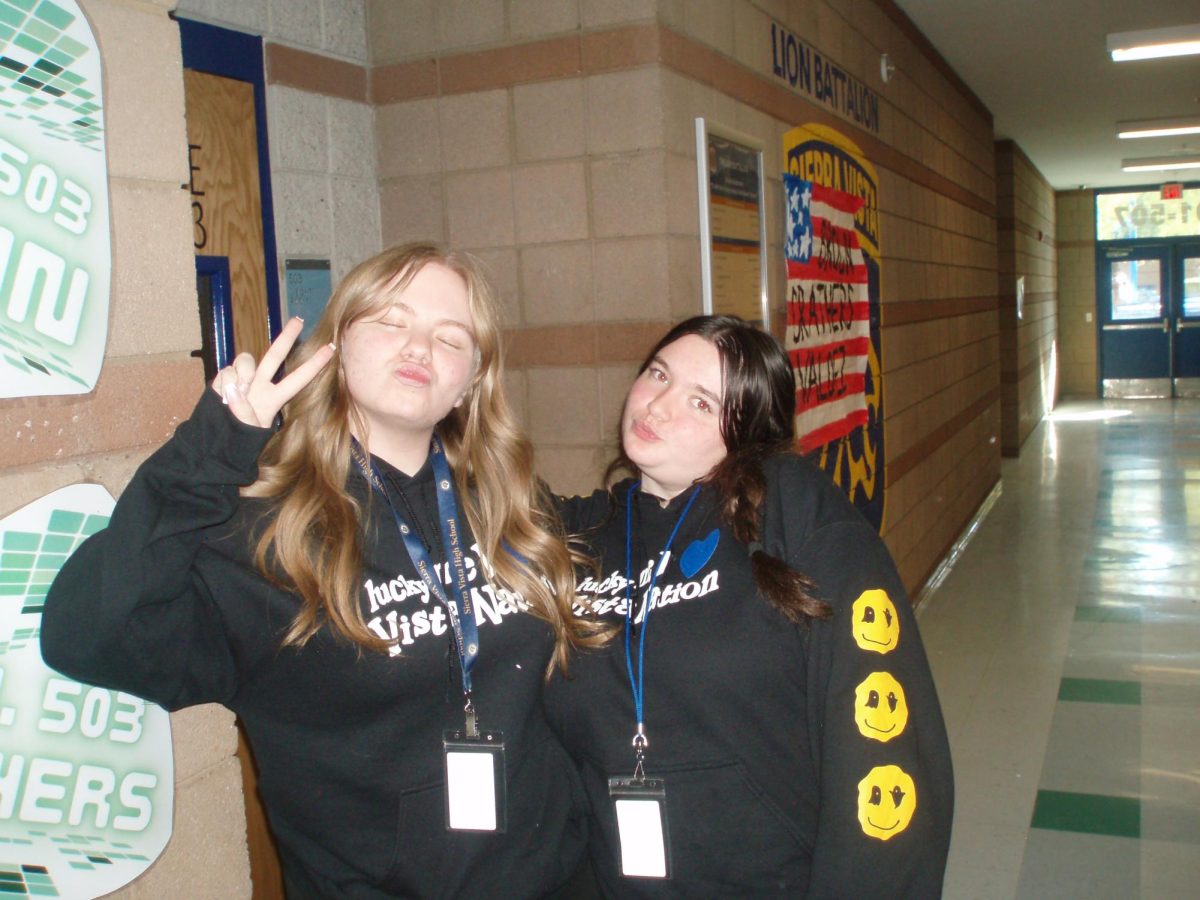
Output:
[651,354,723,406]
[391,302,475,336]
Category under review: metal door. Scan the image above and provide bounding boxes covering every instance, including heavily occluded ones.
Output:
[1100,246,1170,397]
[1175,243,1200,397]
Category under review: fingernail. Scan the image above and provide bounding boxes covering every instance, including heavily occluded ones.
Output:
[221,384,236,405]
[328,342,337,352]
[294,316,304,324]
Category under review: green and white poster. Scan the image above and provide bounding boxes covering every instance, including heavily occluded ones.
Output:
[0,0,110,398]
[1,485,173,897]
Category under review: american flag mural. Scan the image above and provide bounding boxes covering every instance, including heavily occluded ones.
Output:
[784,173,870,453]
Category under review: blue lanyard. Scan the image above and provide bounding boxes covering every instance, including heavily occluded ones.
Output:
[354,437,481,730]
[624,481,700,772]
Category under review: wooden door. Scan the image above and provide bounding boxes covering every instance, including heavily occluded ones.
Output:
[183,69,271,362]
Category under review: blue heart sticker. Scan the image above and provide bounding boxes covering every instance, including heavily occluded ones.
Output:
[679,528,719,578]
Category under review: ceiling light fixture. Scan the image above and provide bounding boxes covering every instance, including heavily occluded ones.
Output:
[1117,116,1200,139]
[1107,23,1200,61]
[1120,155,1200,172]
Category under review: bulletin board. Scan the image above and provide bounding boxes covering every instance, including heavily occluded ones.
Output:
[695,119,768,326]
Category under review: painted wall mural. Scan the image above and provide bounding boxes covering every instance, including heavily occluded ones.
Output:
[783,124,885,531]
[0,0,110,398]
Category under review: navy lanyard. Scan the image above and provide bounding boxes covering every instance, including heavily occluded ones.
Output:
[624,481,700,775]
[354,437,481,729]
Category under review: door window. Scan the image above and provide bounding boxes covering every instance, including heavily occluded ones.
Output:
[1184,256,1200,318]
[1109,259,1162,321]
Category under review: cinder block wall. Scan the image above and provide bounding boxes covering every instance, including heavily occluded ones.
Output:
[995,140,1058,455]
[370,0,1003,593]
[0,0,253,896]
[1056,189,1098,397]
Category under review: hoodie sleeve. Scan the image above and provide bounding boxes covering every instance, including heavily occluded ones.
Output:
[764,457,954,897]
[39,390,275,710]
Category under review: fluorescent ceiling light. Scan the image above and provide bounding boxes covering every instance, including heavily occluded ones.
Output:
[1108,23,1200,61]
[1121,155,1200,172]
[1117,116,1200,139]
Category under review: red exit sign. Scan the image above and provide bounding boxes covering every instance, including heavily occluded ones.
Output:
[1161,182,1184,200]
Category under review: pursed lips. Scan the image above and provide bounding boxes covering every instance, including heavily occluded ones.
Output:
[394,363,432,387]
[630,418,659,442]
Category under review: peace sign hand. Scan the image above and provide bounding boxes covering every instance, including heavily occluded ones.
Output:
[210,317,336,428]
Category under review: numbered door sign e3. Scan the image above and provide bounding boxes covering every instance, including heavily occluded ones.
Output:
[0,0,111,398]
[1,485,173,899]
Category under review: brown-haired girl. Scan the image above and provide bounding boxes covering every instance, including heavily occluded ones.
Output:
[547,315,953,897]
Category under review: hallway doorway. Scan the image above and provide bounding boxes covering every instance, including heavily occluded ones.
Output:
[1099,242,1200,398]
[1095,187,1200,399]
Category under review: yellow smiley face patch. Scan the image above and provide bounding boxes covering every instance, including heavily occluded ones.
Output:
[857,764,917,840]
[854,671,908,742]
[851,589,899,654]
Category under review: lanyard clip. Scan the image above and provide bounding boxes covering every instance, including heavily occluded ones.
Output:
[631,722,648,782]
[464,692,479,738]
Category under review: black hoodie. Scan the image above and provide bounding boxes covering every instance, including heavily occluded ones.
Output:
[546,454,953,897]
[41,391,587,898]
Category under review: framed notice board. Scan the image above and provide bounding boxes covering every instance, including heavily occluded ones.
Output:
[695,119,768,326]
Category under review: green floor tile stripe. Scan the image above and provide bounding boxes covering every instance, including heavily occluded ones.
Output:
[1074,605,1143,624]
[1058,677,1141,705]
[1031,789,1140,838]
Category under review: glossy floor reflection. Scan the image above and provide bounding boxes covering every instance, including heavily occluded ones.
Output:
[917,399,1200,899]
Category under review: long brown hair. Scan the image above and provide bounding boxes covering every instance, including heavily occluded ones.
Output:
[244,243,598,671]
[608,315,831,623]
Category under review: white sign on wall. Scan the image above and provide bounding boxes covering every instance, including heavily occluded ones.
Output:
[1,485,174,898]
[0,0,110,398]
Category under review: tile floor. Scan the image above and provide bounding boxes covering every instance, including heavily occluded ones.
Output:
[917,399,1200,899]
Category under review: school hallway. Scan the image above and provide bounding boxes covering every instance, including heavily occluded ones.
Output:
[916,399,1200,899]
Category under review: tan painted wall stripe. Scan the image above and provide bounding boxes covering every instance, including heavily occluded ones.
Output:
[504,321,670,368]
[369,24,662,104]
[440,36,584,94]
[265,43,368,103]
[883,295,1000,326]
[371,59,438,104]
[581,24,661,72]
[3,358,203,469]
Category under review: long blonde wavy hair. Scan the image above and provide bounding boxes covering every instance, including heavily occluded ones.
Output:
[243,243,595,673]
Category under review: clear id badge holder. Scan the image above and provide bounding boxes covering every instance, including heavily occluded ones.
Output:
[443,728,507,832]
[608,776,671,879]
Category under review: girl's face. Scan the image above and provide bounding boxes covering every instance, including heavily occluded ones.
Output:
[340,262,477,452]
[621,334,729,502]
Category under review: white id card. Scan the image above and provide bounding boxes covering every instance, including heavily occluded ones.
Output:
[609,776,671,879]
[443,730,506,832]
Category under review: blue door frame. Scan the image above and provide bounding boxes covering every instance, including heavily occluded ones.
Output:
[193,254,233,381]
